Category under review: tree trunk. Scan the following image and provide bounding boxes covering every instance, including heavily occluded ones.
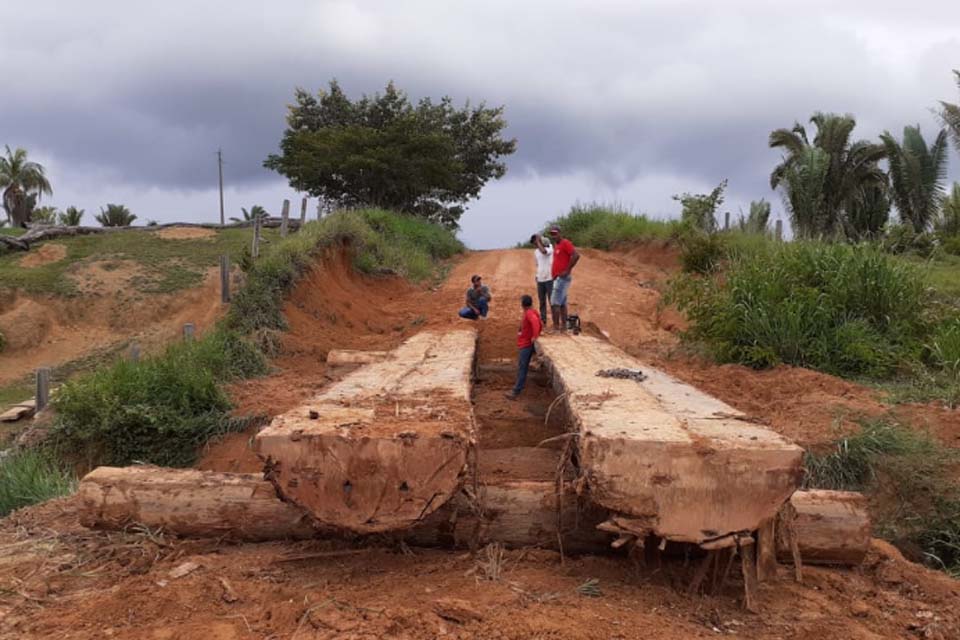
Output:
[256,330,478,534]
[536,334,804,544]
[777,490,871,566]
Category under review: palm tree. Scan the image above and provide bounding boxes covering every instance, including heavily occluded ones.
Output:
[30,206,59,224]
[769,113,886,238]
[0,146,53,227]
[737,199,772,234]
[95,204,136,227]
[230,205,267,224]
[937,182,960,237]
[940,70,960,152]
[880,126,949,233]
[844,182,890,240]
[59,206,84,226]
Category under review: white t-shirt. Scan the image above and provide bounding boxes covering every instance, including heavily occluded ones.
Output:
[534,244,554,282]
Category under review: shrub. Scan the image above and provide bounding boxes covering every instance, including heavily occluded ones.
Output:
[676,228,727,274]
[883,223,939,258]
[0,449,76,516]
[96,204,136,227]
[928,317,960,377]
[673,180,727,233]
[668,242,933,376]
[52,327,265,468]
[58,206,84,226]
[30,206,59,224]
[542,202,676,249]
[805,419,960,573]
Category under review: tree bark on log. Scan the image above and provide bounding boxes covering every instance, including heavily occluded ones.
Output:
[77,467,870,567]
[776,490,870,566]
[256,330,478,534]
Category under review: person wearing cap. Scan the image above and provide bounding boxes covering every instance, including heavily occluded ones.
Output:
[548,225,580,333]
[530,233,553,326]
[458,274,492,320]
[505,294,542,400]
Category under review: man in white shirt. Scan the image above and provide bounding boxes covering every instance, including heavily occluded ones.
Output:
[531,234,554,326]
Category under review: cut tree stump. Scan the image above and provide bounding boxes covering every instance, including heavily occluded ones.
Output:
[776,490,870,566]
[536,334,804,545]
[256,330,478,534]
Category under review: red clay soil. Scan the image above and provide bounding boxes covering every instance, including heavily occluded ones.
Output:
[7,241,960,638]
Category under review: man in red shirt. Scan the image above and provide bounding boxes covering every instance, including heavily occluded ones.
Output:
[505,294,542,400]
[548,225,580,333]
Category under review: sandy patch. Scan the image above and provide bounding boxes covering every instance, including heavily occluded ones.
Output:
[67,259,148,296]
[154,226,217,240]
[17,243,67,268]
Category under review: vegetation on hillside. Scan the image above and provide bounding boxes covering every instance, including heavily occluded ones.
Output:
[95,203,136,227]
[264,80,517,229]
[0,449,75,517]
[1,146,52,228]
[542,203,677,249]
[881,126,949,233]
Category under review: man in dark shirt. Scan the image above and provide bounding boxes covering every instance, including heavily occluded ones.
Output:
[505,294,543,400]
[458,274,492,320]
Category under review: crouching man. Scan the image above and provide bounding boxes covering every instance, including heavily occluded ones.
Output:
[505,294,542,400]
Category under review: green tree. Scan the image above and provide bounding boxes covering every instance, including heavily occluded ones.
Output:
[231,205,267,223]
[30,206,59,224]
[881,126,949,233]
[59,206,84,226]
[264,80,517,229]
[0,146,52,228]
[737,199,772,234]
[940,70,960,151]
[95,204,136,227]
[937,182,960,237]
[844,182,890,240]
[769,113,886,238]
[673,179,727,233]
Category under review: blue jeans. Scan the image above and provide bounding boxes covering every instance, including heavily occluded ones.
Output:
[551,276,571,307]
[459,297,489,320]
[512,346,535,395]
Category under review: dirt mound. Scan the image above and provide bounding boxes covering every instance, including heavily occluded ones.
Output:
[154,226,217,240]
[17,243,67,268]
[68,259,147,295]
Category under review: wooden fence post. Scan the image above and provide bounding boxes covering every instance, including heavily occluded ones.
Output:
[128,342,140,363]
[775,220,783,242]
[280,199,290,237]
[316,200,323,221]
[35,368,50,412]
[300,197,307,226]
[724,211,730,231]
[220,254,230,303]
[183,323,195,342]
[251,214,261,258]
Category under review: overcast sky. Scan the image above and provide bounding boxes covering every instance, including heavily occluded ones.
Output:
[2,1,959,248]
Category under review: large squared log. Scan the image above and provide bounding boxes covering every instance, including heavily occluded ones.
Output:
[536,335,804,544]
[256,330,477,534]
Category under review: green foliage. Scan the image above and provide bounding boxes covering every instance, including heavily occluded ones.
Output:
[928,317,960,377]
[939,70,960,151]
[769,113,887,238]
[0,449,76,516]
[936,182,960,238]
[0,145,53,227]
[96,203,136,227]
[668,242,932,377]
[0,330,5,353]
[59,206,84,226]
[52,327,266,468]
[228,209,463,334]
[231,205,267,223]
[542,202,677,249]
[737,199,771,234]
[30,206,59,224]
[882,223,939,258]
[845,183,890,240]
[881,126,949,233]
[805,419,960,574]
[676,228,727,274]
[264,80,517,229]
[672,180,726,233]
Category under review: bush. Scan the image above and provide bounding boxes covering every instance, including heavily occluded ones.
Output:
[883,224,939,258]
[668,242,933,376]
[0,449,76,516]
[805,419,960,574]
[52,327,265,468]
[928,317,960,377]
[542,203,676,249]
[676,228,727,274]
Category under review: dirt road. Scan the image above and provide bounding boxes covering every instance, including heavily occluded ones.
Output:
[4,245,960,639]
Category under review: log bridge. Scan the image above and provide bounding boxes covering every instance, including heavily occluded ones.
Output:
[77,330,870,607]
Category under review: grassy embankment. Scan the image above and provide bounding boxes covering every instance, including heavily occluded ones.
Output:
[0,209,463,516]
[543,203,960,575]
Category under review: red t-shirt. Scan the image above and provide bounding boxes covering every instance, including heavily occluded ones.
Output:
[552,238,575,278]
[517,308,542,348]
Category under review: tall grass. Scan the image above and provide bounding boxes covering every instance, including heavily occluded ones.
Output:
[668,242,934,376]
[542,203,677,249]
[805,419,960,573]
[0,450,76,516]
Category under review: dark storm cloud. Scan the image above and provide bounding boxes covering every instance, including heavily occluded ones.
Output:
[1,0,959,239]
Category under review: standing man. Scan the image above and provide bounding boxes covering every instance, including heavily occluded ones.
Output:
[549,225,580,333]
[458,274,492,320]
[505,294,542,400]
[531,233,553,326]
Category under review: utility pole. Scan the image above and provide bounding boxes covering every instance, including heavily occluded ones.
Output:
[217,148,225,225]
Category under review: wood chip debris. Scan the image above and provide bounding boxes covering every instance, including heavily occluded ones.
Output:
[168,561,201,579]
